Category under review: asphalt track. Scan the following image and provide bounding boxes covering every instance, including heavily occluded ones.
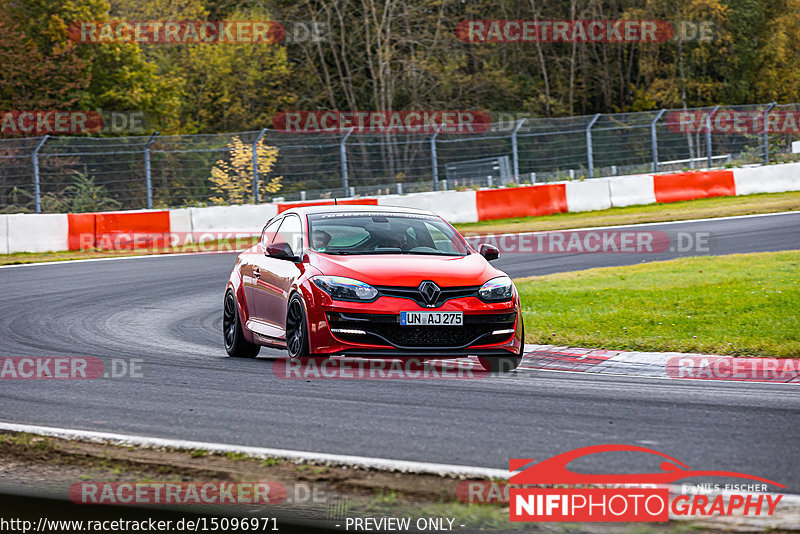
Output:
[1,212,799,492]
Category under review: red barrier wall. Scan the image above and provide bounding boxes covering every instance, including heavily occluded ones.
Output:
[653,170,736,203]
[68,211,171,250]
[476,184,567,221]
[67,213,95,250]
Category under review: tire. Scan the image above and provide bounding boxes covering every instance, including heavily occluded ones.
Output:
[223,290,260,358]
[478,323,524,373]
[285,293,327,362]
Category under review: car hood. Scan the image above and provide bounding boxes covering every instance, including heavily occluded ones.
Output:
[310,252,504,287]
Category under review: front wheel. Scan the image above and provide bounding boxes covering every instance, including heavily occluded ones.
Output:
[478,324,524,372]
[285,293,327,363]
[223,290,260,358]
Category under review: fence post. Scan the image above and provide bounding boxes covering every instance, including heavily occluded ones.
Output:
[340,127,354,197]
[144,131,160,209]
[251,128,268,204]
[586,114,601,179]
[706,106,719,169]
[32,135,49,214]
[763,102,776,164]
[511,118,526,182]
[651,109,666,172]
[431,124,441,191]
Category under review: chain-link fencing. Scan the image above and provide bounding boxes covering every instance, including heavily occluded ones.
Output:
[1,102,797,213]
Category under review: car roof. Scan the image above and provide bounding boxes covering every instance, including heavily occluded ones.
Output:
[280,204,437,217]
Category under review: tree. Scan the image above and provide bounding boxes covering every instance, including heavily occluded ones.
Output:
[0,0,181,132]
[107,0,296,133]
[209,136,281,205]
[0,13,88,111]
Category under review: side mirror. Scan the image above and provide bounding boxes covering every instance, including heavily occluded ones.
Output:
[479,243,499,261]
[266,241,300,262]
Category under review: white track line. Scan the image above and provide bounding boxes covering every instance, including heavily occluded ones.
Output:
[0,421,508,479]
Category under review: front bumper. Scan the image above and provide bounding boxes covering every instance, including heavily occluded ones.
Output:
[326,311,516,349]
[304,282,523,356]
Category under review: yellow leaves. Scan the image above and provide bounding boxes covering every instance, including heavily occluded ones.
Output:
[209,136,281,205]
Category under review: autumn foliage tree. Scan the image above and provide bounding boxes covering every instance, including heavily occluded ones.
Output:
[209,137,282,205]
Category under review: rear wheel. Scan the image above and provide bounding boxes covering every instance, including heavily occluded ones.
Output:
[286,293,327,362]
[223,290,260,358]
[478,323,524,373]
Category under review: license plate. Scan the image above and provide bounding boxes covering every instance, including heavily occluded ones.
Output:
[400,311,463,326]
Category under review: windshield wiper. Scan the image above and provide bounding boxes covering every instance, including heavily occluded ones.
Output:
[333,250,464,256]
[400,251,464,256]
[322,250,464,256]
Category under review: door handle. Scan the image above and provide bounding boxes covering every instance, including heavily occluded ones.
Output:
[252,267,261,278]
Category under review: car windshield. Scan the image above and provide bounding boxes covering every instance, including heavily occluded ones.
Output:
[308,212,469,256]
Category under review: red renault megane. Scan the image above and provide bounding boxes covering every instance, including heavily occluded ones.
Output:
[223,205,524,372]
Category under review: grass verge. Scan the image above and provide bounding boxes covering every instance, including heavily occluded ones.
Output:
[454,191,800,235]
[517,251,800,357]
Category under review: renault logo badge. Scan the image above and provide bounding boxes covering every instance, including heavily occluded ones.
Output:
[418,281,441,306]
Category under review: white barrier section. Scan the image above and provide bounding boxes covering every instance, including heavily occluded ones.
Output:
[733,163,800,196]
[608,174,656,207]
[168,208,193,235]
[7,214,69,253]
[0,215,8,254]
[377,190,479,223]
[565,179,612,212]
[188,204,279,236]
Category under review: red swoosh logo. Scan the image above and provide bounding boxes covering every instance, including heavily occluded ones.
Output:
[509,444,785,488]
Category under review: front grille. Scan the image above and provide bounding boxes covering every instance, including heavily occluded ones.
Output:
[375,285,480,308]
[327,312,516,349]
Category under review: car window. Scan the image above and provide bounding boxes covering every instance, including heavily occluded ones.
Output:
[261,217,283,246]
[423,221,458,253]
[275,214,303,255]
[311,224,370,250]
[307,213,468,256]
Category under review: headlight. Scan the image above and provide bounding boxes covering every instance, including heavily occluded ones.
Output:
[478,276,513,302]
[313,276,378,301]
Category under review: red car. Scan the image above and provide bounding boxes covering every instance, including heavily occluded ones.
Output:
[223,206,524,372]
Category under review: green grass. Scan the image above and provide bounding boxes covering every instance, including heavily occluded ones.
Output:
[454,191,800,236]
[516,251,800,357]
